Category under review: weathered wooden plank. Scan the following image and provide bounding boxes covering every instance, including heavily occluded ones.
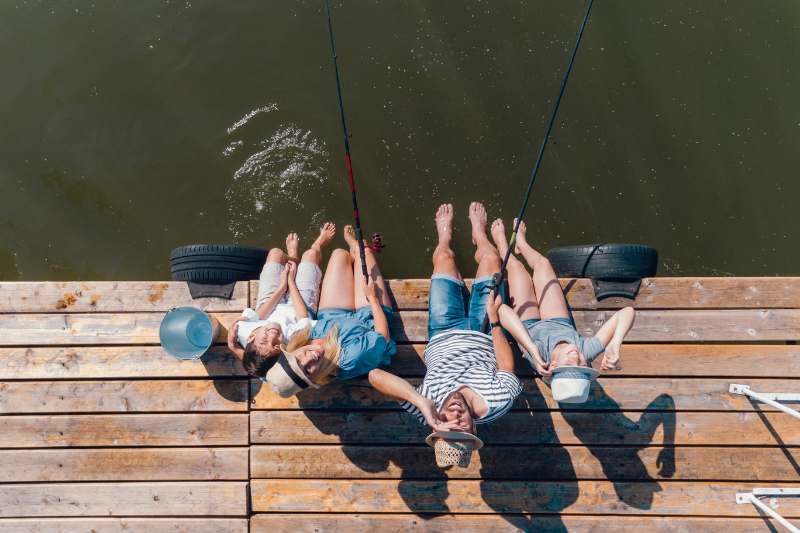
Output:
[0,313,241,346]
[395,309,800,342]
[0,346,245,380]
[0,281,249,313]
[0,380,248,414]
[250,410,800,446]
[252,377,800,412]
[387,343,800,377]
[4,309,799,345]
[0,482,248,517]
[251,514,799,533]
[0,518,249,533]
[251,445,800,481]
[0,448,248,482]
[0,413,248,448]
[250,480,800,515]
[380,278,800,310]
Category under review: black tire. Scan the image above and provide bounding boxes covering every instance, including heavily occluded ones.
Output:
[172,269,257,283]
[546,244,658,279]
[170,244,269,262]
[169,244,268,282]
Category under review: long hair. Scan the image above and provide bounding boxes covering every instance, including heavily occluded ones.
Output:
[286,324,342,383]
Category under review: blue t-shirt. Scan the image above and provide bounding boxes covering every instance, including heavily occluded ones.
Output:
[311,313,396,380]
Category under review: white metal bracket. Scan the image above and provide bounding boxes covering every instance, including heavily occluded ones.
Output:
[730,384,800,421]
[736,489,800,533]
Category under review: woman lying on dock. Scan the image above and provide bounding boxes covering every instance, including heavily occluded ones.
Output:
[264,225,397,398]
[491,218,635,403]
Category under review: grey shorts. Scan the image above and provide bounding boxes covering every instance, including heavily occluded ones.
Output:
[256,261,323,315]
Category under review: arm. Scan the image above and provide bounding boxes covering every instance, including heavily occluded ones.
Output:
[498,304,551,377]
[226,316,249,360]
[286,263,308,320]
[368,368,459,431]
[594,306,635,370]
[255,266,289,320]
[363,276,390,342]
[486,293,514,374]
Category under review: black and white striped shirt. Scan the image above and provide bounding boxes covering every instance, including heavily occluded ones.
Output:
[401,330,522,425]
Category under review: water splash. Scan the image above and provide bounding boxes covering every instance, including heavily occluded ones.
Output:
[226,104,278,134]
[226,123,329,244]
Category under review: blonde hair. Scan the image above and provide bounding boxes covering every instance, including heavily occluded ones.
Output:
[286,324,342,383]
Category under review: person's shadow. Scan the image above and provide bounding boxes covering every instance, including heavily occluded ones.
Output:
[559,381,676,510]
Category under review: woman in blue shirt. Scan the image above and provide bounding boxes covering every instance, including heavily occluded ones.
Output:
[264,226,396,398]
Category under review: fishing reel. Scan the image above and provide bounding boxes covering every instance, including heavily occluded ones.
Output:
[368,234,385,254]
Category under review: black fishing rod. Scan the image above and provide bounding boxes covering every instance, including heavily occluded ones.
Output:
[482,0,594,333]
[325,0,369,278]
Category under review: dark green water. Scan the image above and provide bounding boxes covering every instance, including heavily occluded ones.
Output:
[1,0,799,281]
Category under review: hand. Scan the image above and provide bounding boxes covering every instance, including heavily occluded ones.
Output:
[532,355,552,377]
[227,316,249,352]
[285,261,298,285]
[277,264,291,290]
[485,291,503,322]
[418,399,461,432]
[601,342,621,371]
[362,275,377,302]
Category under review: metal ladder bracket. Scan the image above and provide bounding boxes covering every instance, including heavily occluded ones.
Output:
[735,489,800,533]
[730,384,800,402]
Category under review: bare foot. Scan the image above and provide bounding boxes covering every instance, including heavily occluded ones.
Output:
[491,218,510,257]
[468,202,488,246]
[344,225,360,256]
[435,204,454,244]
[285,233,299,263]
[514,218,529,255]
[313,222,336,251]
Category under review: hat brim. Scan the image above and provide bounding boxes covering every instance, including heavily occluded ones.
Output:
[281,348,320,389]
[542,365,599,385]
[426,431,484,450]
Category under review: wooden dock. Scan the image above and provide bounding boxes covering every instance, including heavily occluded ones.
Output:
[1,277,800,532]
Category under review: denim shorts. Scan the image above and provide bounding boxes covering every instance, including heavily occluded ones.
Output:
[317,305,395,337]
[428,274,502,339]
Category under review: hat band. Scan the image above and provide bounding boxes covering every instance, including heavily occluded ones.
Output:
[552,371,590,380]
[278,353,308,390]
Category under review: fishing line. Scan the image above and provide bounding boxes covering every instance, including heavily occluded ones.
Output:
[482,0,594,333]
[324,0,379,278]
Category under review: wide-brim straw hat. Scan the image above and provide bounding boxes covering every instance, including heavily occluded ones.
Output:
[426,431,484,468]
[265,347,319,398]
[542,365,599,404]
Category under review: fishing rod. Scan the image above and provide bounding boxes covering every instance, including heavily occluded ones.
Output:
[482,0,594,333]
[324,0,373,278]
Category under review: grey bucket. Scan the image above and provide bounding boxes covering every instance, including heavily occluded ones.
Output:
[159,306,221,360]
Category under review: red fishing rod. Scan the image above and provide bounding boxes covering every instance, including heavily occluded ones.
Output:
[324,0,383,278]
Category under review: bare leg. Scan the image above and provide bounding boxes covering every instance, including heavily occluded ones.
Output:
[491,218,540,321]
[514,219,570,320]
[469,202,501,278]
[346,225,392,309]
[266,247,288,265]
[317,248,356,311]
[301,222,336,265]
[432,204,462,280]
[285,233,299,266]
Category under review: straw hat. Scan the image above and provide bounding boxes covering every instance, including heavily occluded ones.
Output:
[542,365,599,404]
[265,347,319,398]
[426,431,484,468]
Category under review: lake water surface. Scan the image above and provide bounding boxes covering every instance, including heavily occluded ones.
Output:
[1,0,798,281]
